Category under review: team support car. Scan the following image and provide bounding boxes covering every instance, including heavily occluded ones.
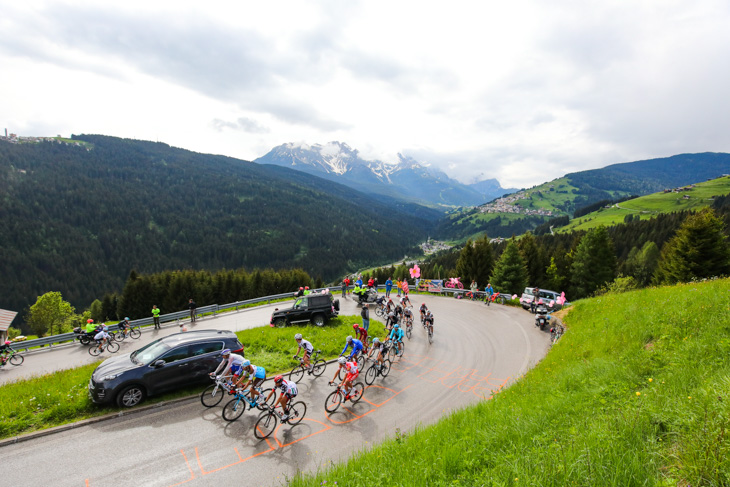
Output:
[89,330,244,408]
[519,287,568,312]
[270,291,339,327]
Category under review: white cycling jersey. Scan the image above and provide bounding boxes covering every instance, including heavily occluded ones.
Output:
[94,331,110,341]
[279,379,298,396]
[213,353,244,375]
[298,339,314,354]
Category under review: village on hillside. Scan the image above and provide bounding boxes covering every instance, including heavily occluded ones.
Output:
[478,190,555,217]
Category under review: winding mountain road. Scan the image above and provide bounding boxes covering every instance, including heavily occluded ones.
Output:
[1,294,551,487]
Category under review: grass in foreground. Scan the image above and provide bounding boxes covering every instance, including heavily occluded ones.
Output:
[0,315,383,439]
[290,278,730,486]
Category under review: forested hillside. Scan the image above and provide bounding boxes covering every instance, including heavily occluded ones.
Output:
[0,135,435,319]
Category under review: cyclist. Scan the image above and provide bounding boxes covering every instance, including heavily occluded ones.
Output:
[237,360,267,405]
[293,333,314,371]
[403,307,414,328]
[118,317,131,337]
[386,298,395,313]
[368,337,386,369]
[424,310,435,335]
[0,340,13,365]
[419,303,429,324]
[340,335,364,361]
[265,375,298,421]
[93,326,112,353]
[210,348,246,384]
[394,304,404,323]
[329,356,359,400]
[385,309,399,331]
[388,323,405,356]
[352,324,369,352]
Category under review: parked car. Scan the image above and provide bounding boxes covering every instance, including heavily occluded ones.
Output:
[88,330,243,408]
[519,287,567,312]
[270,291,340,327]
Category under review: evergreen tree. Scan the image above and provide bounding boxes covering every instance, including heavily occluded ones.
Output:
[654,208,730,284]
[518,232,543,286]
[489,239,528,295]
[472,235,495,286]
[455,239,476,282]
[570,226,617,298]
[89,299,103,323]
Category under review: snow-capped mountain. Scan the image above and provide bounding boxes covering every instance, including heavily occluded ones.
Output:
[255,142,514,208]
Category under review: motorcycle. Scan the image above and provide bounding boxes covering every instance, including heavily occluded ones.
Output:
[353,287,378,303]
[534,306,550,331]
[73,327,101,345]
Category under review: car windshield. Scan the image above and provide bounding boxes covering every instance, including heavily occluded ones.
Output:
[131,339,172,365]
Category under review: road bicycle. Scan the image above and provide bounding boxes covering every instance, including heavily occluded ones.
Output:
[374,302,389,318]
[427,322,434,345]
[337,352,366,380]
[89,338,119,356]
[324,381,365,413]
[0,349,24,367]
[364,358,391,385]
[114,325,142,342]
[404,316,413,340]
[289,350,327,383]
[200,374,236,407]
[384,338,405,361]
[221,385,277,422]
[254,401,307,439]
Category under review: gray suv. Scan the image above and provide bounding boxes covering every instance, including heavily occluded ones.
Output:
[519,287,566,312]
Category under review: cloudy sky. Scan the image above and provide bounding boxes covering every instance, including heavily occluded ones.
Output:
[2,0,729,188]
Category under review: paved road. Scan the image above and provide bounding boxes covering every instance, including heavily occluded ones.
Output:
[0,303,284,385]
[1,295,551,487]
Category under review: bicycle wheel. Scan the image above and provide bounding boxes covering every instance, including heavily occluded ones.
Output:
[381,359,391,378]
[106,341,120,353]
[349,382,365,404]
[324,390,343,413]
[200,384,224,407]
[375,307,384,318]
[406,325,412,340]
[113,331,125,342]
[311,359,327,377]
[254,412,277,439]
[428,328,433,345]
[364,364,377,385]
[89,345,101,357]
[258,388,277,410]
[222,397,246,422]
[397,341,405,357]
[289,365,306,384]
[129,328,142,339]
[387,345,396,362]
[287,401,307,426]
[9,354,24,366]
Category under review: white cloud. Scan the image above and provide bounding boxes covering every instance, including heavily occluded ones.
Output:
[1,0,729,187]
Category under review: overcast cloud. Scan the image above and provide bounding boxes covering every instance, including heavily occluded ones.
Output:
[1,0,729,187]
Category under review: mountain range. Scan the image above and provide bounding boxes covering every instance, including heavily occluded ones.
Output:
[254,142,517,208]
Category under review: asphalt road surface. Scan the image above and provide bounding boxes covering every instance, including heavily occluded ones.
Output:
[1,294,551,487]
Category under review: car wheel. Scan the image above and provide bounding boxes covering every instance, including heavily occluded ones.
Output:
[312,314,325,327]
[274,318,287,328]
[116,384,146,408]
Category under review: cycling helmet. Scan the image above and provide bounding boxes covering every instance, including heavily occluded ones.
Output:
[242,359,251,367]
[346,335,353,342]
[294,333,303,340]
[394,324,400,329]
[274,375,283,384]
[221,349,231,355]
[305,286,309,290]
[373,337,380,344]
[352,324,359,330]
[337,356,347,365]
[124,317,130,321]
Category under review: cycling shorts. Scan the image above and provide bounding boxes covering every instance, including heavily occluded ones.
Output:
[284,391,297,400]
[251,377,264,389]
[230,364,243,376]
[345,371,359,382]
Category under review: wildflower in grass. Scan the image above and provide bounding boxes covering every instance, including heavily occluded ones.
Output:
[648,378,653,382]
[636,392,641,396]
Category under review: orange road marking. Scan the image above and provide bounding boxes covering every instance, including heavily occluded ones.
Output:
[166,449,197,487]
[274,418,332,448]
[194,444,273,475]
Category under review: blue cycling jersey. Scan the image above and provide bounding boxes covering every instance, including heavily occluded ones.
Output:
[341,339,364,358]
[388,328,404,342]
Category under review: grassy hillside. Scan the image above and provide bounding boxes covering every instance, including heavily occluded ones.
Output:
[560,176,730,232]
[291,278,730,486]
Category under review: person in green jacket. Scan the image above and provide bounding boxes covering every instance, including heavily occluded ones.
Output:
[85,319,97,333]
[152,305,161,329]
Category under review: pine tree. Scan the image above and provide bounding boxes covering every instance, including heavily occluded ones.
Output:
[489,239,529,295]
[570,226,617,298]
[518,232,543,285]
[654,207,730,284]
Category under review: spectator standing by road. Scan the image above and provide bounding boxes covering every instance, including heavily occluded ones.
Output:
[385,277,393,297]
[531,287,540,313]
[367,277,375,288]
[152,305,161,329]
[402,279,409,299]
[341,278,348,298]
[361,304,370,332]
[396,279,402,297]
[188,299,197,323]
[470,280,478,300]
